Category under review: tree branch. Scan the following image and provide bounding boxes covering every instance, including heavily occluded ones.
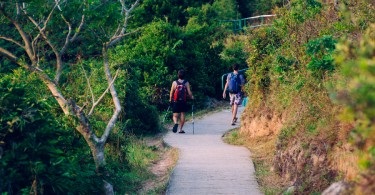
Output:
[24,6,61,69]
[60,14,85,55]
[80,64,96,113]
[0,7,36,62]
[99,48,121,144]
[22,0,82,83]
[0,36,24,49]
[107,29,140,48]
[31,34,41,63]
[107,0,140,47]
[0,47,17,62]
[98,0,140,144]
[0,46,71,115]
[89,69,120,116]
[41,1,58,32]
[55,0,62,11]
[24,7,59,54]
[70,15,85,43]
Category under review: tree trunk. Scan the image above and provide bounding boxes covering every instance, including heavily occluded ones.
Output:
[71,101,114,195]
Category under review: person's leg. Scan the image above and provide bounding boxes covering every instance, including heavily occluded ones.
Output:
[173,113,179,124]
[229,93,236,124]
[179,112,185,133]
[172,112,179,133]
[173,113,179,133]
[231,93,242,125]
[232,104,238,125]
[172,102,181,133]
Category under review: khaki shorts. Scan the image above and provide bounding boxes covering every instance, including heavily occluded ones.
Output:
[229,93,243,105]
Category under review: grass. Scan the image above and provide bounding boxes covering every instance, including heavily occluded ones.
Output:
[223,128,245,145]
[137,134,179,194]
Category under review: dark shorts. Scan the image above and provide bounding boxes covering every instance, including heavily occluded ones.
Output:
[172,101,188,113]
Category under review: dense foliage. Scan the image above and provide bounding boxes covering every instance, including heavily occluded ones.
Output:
[1,0,161,193]
[0,70,102,193]
[334,23,375,194]
[239,0,375,193]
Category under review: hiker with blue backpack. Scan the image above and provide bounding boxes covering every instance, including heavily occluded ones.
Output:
[222,63,246,125]
[169,69,194,133]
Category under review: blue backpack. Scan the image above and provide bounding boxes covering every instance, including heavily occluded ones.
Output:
[228,73,241,94]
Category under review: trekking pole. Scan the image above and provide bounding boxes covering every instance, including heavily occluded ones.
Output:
[162,105,171,123]
[192,103,194,134]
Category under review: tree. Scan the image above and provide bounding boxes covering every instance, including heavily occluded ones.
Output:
[0,0,139,194]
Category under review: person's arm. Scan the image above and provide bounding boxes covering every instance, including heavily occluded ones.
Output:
[169,81,176,102]
[222,74,229,99]
[186,82,194,99]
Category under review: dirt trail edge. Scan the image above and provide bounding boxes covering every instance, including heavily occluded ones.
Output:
[163,106,262,195]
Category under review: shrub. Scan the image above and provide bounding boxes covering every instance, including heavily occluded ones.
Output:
[334,24,375,193]
[289,0,322,24]
[305,35,337,77]
[0,70,101,194]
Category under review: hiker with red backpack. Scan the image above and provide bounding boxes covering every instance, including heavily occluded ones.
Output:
[222,63,246,125]
[169,69,194,133]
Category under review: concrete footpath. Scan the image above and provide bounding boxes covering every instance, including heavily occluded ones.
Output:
[163,106,262,195]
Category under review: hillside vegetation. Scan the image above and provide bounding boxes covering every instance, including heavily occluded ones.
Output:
[232,0,375,194]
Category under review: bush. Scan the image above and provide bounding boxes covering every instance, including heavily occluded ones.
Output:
[0,70,101,194]
[289,0,322,24]
[334,24,375,193]
[305,35,337,77]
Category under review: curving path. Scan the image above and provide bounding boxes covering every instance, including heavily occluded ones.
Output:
[163,106,262,195]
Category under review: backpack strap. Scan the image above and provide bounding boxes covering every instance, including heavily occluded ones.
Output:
[176,80,187,85]
[229,72,237,79]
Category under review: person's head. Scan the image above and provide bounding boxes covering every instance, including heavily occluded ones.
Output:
[232,63,239,71]
[178,69,185,79]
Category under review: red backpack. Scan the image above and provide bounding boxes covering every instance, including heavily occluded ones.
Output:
[173,80,187,102]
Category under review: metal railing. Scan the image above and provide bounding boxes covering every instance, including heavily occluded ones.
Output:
[220,14,276,32]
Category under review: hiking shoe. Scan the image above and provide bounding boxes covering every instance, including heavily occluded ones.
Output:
[172,124,178,133]
[231,122,235,126]
[178,130,185,134]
